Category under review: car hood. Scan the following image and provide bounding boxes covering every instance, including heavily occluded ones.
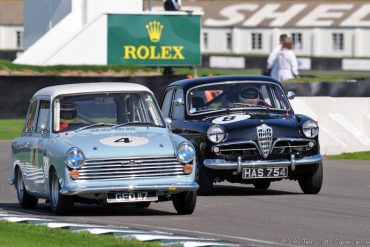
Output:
[203,112,303,141]
[56,127,176,159]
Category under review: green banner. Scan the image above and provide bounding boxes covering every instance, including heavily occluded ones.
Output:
[108,14,201,66]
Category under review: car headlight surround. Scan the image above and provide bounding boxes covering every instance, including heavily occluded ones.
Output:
[302,120,319,138]
[65,147,85,169]
[207,124,225,143]
[176,142,195,164]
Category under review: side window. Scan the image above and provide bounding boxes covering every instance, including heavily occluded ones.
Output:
[172,89,184,120]
[161,90,174,118]
[36,100,50,133]
[24,101,38,133]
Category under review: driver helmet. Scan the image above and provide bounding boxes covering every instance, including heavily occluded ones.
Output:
[239,86,259,102]
[60,102,77,122]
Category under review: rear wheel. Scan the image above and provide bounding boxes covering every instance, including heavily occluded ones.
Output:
[172,191,196,215]
[196,166,213,196]
[298,162,323,194]
[15,167,38,209]
[50,169,74,215]
[253,180,271,190]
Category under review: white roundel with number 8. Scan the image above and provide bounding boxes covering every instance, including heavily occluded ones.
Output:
[212,115,251,124]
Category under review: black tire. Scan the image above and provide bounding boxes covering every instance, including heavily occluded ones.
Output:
[134,202,151,208]
[49,169,74,215]
[172,191,196,215]
[196,166,213,196]
[15,167,38,209]
[298,161,323,194]
[253,180,271,190]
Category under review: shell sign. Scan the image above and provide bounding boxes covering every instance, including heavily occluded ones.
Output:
[108,14,201,66]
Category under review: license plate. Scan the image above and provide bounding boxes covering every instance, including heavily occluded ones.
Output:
[242,167,288,179]
[106,191,157,203]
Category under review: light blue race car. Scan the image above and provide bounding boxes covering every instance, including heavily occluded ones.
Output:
[8,83,198,215]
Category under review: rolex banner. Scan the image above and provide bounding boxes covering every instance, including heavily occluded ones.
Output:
[108,14,201,66]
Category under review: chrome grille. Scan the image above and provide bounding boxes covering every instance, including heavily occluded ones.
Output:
[257,124,273,158]
[76,157,185,180]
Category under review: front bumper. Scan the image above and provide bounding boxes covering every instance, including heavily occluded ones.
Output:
[60,182,199,195]
[203,154,323,172]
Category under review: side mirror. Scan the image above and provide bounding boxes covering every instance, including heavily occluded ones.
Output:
[287,91,296,100]
[173,98,184,106]
[164,117,172,129]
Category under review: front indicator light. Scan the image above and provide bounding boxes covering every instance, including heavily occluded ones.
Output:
[183,164,193,174]
[70,169,79,179]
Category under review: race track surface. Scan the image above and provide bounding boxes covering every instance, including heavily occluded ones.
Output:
[1,141,369,246]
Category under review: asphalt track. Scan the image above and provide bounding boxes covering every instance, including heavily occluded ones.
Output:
[1,141,370,246]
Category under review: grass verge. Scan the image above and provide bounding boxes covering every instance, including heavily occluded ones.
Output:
[326,151,370,160]
[0,119,23,140]
[0,220,160,247]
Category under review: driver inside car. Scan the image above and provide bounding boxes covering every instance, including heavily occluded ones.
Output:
[60,102,77,130]
[238,86,267,106]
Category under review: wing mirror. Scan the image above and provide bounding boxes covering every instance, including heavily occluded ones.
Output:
[40,125,48,137]
[287,91,296,100]
[173,98,184,106]
[164,117,172,129]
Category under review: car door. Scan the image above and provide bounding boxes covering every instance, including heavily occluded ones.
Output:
[33,99,51,194]
[13,99,38,193]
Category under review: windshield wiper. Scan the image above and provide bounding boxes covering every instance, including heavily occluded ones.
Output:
[111,122,158,129]
[75,123,116,132]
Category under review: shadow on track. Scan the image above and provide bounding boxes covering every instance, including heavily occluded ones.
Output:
[0,202,176,217]
[205,184,301,196]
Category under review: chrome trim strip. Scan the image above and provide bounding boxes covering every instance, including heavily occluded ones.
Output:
[203,154,323,170]
[60,182,199,195]
[7,177,15,185]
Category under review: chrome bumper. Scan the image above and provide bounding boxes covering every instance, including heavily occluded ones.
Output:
[60,182,199,195]
[203,154,323,172]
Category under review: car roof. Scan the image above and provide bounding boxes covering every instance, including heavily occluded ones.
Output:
[33,82,152,99]
[168,75,282,90]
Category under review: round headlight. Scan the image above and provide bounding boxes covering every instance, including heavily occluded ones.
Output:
[65,147,85,169]
[176,142,195,163]
[302,120,319,138]
[207,125,225,143]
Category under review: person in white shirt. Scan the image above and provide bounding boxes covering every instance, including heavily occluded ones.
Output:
[267,34,288,72]
[164,0,181,11]
[270,38,299,81]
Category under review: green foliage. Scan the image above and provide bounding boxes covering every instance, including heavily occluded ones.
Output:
[0,119,24,140]
[326,151,370,160]
[0,221,160,247]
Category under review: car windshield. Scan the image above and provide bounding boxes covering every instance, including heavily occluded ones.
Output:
[54,92,164,132]
[187,81,290,115]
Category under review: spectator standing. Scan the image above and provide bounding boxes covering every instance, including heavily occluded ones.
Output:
[266,34,288,74]
[164,0,181,11]
[270,37,299,81]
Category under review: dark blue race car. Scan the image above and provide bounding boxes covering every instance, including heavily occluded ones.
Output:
[160,75,323,195]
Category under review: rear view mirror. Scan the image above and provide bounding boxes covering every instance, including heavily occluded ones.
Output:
[287,91,296,100]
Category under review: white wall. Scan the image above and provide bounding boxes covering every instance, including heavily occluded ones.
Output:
[0,26,24,50]
[290,97,370,155]
[16,0,143,65]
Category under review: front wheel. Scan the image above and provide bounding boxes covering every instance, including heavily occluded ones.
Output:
[49,169,74,215]
[172,191,196,215]
[196,166,213,196]
[298,162,323,194]
[15,167,38,209]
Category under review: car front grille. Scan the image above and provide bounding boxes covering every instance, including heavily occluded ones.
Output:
[76,157,185,180]
[257,124,273,158]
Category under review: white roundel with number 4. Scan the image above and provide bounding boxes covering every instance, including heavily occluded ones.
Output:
[212,115,251,124]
